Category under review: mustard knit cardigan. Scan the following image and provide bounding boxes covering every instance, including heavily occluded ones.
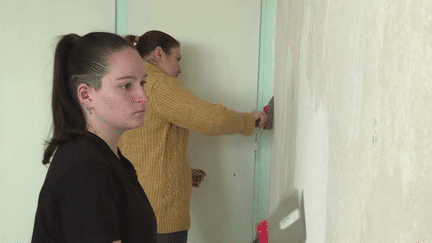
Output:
[119,62,255,234]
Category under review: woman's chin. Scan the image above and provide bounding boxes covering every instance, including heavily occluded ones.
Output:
[122,120,145,132]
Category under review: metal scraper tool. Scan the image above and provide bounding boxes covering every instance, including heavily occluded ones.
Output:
[255,96,274,130]
[252,191,306,243]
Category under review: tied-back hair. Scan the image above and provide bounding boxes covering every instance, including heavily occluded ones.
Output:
[43,32,134,165]
[125,30,180,58]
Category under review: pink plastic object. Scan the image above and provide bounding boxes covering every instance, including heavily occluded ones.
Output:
[256,220,269,243]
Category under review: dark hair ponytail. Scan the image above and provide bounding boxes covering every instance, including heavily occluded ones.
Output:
[43,32,134,165]
[125,30,180,58]
[124,35,139,46]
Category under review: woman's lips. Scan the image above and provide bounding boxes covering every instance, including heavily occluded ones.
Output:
[135,109,146,114]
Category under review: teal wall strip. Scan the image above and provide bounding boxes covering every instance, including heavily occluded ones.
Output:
[115,0,129,35]
[252,0,275,233]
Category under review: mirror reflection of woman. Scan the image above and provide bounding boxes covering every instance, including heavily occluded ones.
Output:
[119,30,267,242]
[32,32,157,243]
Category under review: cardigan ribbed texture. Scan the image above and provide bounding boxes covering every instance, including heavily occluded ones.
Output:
[118,62,255,234]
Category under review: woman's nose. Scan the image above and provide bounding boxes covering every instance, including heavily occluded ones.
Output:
[133,86,149,103]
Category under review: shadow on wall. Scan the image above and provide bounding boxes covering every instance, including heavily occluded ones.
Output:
[188,132,228,241]
[178,43,203,93]
[181,43,256,242]
[179,43,239,108]
[173,43,229,241]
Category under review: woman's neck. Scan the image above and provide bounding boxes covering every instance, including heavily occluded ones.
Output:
[87,123,122,159]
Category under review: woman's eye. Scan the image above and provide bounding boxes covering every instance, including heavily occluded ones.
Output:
[121,83,131,90]
[140,80,146,86]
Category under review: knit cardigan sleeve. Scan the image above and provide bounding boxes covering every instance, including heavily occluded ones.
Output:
[148,72,255,136]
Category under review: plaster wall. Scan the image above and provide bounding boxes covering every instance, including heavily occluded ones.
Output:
[271,0,431,242]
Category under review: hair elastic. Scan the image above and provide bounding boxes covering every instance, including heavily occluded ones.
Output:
[135,35,139,44]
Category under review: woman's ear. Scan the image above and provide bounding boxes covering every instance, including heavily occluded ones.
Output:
[154,46,163,59]
[145,47,165,65]
[77,83,94,110]
[145,48,160,65]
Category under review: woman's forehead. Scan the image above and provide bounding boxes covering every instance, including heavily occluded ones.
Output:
[105,48,145,75]
[107,48,139,65]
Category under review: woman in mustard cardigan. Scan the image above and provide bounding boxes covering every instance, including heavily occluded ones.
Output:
[119,30,267,243]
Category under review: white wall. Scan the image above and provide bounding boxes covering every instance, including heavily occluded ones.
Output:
[0,1,115,241]
[271,0,432,242]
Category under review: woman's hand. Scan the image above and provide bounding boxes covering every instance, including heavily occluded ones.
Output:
[250,110,268,129]
[192,169,206,188]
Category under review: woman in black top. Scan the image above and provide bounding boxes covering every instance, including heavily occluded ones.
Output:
[31,32,156,242]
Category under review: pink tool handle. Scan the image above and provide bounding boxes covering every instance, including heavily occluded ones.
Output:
[256,220,269,243]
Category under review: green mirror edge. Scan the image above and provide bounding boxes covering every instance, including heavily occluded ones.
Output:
[252,0,275,237]
[115,0,128,35]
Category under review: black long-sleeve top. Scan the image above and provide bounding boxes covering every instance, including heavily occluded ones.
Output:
[32,132,157,242]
